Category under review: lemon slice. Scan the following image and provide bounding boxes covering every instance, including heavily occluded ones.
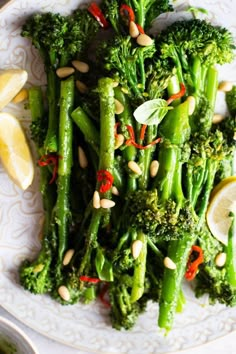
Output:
[0,112,34,190]
[206,177,236,245]
[0,69,28,110]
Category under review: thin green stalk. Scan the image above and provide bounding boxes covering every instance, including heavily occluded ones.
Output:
[55,76,74,273]
[130,231,147,302]
[226,212,236,287]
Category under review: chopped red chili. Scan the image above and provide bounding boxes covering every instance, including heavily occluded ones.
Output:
[88,2,109,28]
[120,4,135,22]
[140,124,147,140]
[166,83,186,105]
[125,125,161,150]
[97,169,114,193]
[99,282,111,308]
[79,275,101,284]
[185,245,204,281]
[38,154,61,184]
[136,23,145,34]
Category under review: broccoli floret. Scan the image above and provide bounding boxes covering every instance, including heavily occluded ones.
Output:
[226,85,236,117]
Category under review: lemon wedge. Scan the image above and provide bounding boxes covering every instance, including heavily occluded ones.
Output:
[206,177,236,245]
[0,112,34,190]
[0,69,28,110]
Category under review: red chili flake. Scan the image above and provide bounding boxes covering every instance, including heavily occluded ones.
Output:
[97,169,114,193]
[38,154,61,184]
[120,4,135,22]
[114,122,121,138]
[125,125,161,150]
[140,124,147,141]
[136,23,145,34]
[166,83,186,105]
[99,282,111,308]
[185,245,204,281]
[88,2,109,28]
[79,275,101,284]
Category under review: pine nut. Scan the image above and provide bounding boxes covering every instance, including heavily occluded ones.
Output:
[63,249,75,266]
[121,87,129,94]
[112,186,119,196]
[187,96,196,115]
[129,21,139,38]
[132,240,143,259]
[100,199,116,208]
[115,134,125,149]
[136,33,153,47]
[58,285,70,301]
[215,252,226,267]
[56,67,75,78]
[93,190,101,209]
[218,81,233,92]
[33,264,44,273]
[128,160,142,175]
[78,146,88,168]
[150,160,159,178]
[114,99,124,115]
[212,113,224,124]
[164,256,176,270]
[12,88,28,103]
[233,132,236,141]
[72,60,89,73]
[76,80,88,94]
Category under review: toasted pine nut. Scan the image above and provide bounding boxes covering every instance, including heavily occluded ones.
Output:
[100,199,116,209]
[132,240,143,259]
[115,134,125,149]
[12,88,28,103]
[128,161,142,175]
[212,113,224,124]
[72,60,89,73]
[218,81,233,92]
[187,96,196,115]
[58,285,70,301]
[233,132,236,141]
[129,21,139,38]
[78,146,88,168]
[63,249,75,266]
[112,186,119,196]
[56,67,75,78]
[215,252,226,267]
[93,190,101,209]
[150,160,159,178]
[76,80,88,94]
[33,264,44,273]
[114,99,124,115]
[136,33,153,47]
[164,256,176,270]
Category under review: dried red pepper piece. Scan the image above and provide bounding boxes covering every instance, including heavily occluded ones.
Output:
[88,2,109,28]
[185,245,204,281]
[38,154,61,184]
[79,275,101,284]
[97,169,114,193]
[166,83,186,105]
[120,4,135,22]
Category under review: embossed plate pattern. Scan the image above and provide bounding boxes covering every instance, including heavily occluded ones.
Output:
[0,1,236,353]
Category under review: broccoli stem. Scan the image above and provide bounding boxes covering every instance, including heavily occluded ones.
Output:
[158,232,195,331]
[205,66,218,110]
[225,212,236,287]
[44,69,59,153]
[54,76,74,275]
[79,77,115,274]
[71,106,100,155]
[130,231,147,302]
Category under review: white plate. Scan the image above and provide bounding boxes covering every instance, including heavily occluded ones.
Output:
[0,1,236,353]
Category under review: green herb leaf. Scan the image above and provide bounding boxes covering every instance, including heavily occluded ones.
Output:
[133,99,172,126]
[95,247,114,282]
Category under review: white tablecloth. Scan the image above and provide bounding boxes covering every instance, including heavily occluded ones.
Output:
[0,1,235,353]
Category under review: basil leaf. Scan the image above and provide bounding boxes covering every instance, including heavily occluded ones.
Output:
[133,98,172,126]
